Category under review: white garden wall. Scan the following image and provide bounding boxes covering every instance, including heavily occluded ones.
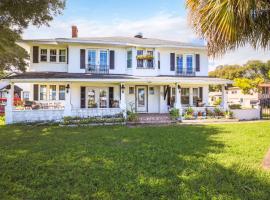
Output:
[13,109,64,123]
[232,109,260,120]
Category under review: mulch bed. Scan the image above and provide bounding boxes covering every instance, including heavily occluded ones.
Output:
[262,148,270,170]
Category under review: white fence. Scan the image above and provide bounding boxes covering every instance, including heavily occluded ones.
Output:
[11,108,123,123]
[231,109,260,120]
[12,109,65,123]
[71,108,123,118]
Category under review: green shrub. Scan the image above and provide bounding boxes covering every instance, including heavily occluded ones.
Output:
[225,110,234,119]
[169,108,180,120]
[127,112,139,122]
[62,116,125,125]
[185,107,194,115]
[184,113,194,120]
[229,104,242,109]
[214,108,224,117]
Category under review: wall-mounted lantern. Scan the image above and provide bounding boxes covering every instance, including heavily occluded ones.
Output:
[121,84,125,93]
[66,84,70,93]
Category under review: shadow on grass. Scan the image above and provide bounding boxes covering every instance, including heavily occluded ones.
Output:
[0,124,269,199]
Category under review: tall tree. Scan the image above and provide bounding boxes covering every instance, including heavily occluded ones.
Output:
[186,0,270,56]
[0,0,65,74]
[209,60,270,94]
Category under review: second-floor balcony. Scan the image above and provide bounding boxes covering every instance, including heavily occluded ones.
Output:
[176,68,195,76]
[86,64,109,74]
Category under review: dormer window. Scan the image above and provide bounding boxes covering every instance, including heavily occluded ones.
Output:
[50,49,57,62]
[40,49,47,62]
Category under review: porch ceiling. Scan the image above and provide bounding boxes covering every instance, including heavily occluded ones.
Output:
[3,72,232,85]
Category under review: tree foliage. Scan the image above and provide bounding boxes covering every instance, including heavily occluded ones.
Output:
[0,0,65,74]
[209,60,270,94]
[186,0,270,56]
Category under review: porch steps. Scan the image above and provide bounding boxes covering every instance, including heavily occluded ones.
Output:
[135,113,174,124]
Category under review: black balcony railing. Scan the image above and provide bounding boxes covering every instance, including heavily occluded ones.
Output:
[86,64,109,74]
[176,67,195,76]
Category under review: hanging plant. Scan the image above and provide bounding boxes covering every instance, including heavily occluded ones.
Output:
[136,55,154,60]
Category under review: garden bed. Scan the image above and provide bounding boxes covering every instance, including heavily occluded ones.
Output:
[60,116,126,127]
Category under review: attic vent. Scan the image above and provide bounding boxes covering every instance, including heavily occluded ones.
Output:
[134,32,143,38]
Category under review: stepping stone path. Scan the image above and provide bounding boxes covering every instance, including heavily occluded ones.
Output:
[262,148,270,170]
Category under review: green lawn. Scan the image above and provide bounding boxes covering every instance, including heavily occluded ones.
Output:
[1,122,270,200]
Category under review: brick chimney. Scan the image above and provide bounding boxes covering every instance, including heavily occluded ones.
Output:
[72,25,78,38]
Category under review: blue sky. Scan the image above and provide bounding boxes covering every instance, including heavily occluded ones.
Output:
[23,0,270,70]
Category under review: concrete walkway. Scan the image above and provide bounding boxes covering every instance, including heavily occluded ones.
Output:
[262,148,270,170]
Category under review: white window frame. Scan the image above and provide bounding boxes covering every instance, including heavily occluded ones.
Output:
[40,49,48,62]
[58,49,66,63]
[49,49,57,62]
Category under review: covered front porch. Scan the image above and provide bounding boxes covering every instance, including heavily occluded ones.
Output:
[3,72,231,124]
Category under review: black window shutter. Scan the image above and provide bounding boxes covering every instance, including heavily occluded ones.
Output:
[67,47,69,64]
[80,87,86,108]
[109,87,114,108]
[33,46,39,63]
[109,50,115,69]
[80,49,85,69]
[33,84,39,101]
[170,53,175,71]
[199,87,203,100]
[167,86,171,105]
[196,54,200,72]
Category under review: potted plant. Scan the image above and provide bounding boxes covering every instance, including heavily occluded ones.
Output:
[225,110,233,119]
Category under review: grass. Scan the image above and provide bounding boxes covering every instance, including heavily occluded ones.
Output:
[0,122,270,199]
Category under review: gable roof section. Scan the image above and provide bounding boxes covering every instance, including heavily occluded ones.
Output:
[21,36,206,49]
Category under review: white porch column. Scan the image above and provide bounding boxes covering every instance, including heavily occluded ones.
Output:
[5,83,14,124]
[63,83,72,117]
[221,85,228,110]
[203,85,209,106]
[189,87,193,106]
[120,83,127,118]
[174,83,182,121]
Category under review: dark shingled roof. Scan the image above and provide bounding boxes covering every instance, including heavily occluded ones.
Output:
[4,72,138,80]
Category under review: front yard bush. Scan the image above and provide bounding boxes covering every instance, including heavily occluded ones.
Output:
[62,116,125,125]
[169,108,180,120]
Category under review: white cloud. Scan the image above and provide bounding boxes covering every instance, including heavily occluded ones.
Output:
[23,13,196,42]
[209,46,270,71]
[23,13,270,69]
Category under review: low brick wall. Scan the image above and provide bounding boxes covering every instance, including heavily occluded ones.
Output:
[231,109,260,120]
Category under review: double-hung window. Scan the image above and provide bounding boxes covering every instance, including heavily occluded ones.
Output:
[193,88,200,105]
[127,50,132,68]
[88,50,96,70]
[49,85,57,100]
[40,85,47,100]
[59,85,66,100]
[137,50,144,68]
[50,49,57,62]
[147,51,154,68]
[177,55,183,74]
[181,88,190,105]
[99,50,108,71]
[59,49,66,62]
[40,49,47,62]
[23,91,30,100]
[186,55,193,74]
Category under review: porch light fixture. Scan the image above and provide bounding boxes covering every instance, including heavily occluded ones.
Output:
[121,84,125,94]
[66,84,70,93]
[177,85,181,90]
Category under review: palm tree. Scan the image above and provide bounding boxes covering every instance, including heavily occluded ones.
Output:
[186,0,270,56]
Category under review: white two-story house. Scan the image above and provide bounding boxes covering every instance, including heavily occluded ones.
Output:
[3,26,230,124]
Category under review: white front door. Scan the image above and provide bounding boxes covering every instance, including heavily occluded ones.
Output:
[136,86,147,112]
